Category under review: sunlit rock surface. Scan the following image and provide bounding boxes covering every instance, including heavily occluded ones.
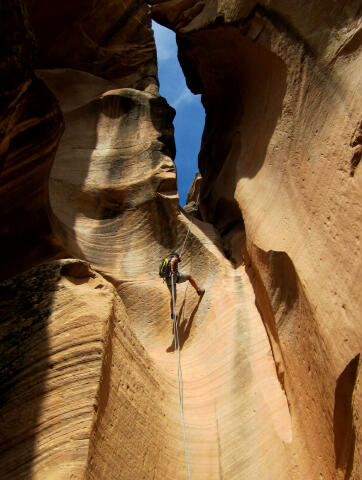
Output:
[152,1,362,478]
[0,260,118,478]
[43,69,178,279]
[39,65,292,478]
[0,1,361,480]
[1,245,292,480]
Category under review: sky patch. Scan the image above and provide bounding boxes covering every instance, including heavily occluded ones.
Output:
[152,21,205,206]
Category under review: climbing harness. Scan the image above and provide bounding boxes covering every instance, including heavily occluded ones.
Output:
[171,274,192,480]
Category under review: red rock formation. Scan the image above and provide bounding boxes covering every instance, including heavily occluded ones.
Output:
[151,1,362,478]
[0,1,361,480]
[0,0,64,280]
[0,260,118,478]
[25,0,158,89]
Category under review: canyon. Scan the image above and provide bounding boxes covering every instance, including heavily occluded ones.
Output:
[0,1,361,479]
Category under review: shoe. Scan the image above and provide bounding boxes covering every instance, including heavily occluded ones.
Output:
[171,313,176,319]
[197,288,205,296]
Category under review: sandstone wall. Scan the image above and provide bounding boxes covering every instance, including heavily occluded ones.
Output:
[151,1,362,478]
[0,1,361,479]
[0,0,64,280]
[35,63,294,478]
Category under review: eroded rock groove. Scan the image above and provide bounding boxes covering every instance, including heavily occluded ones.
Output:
[0,1,361,479]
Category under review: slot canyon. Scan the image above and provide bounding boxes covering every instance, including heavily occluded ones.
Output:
[0,1,361,479]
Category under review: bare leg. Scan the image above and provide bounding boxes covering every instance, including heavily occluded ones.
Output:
[187,274,200,292]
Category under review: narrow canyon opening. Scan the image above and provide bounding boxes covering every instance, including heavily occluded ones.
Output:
[152,20,205,206]
[0,2,361,480]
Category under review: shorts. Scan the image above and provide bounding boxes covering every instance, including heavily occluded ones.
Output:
[166,271,188,291]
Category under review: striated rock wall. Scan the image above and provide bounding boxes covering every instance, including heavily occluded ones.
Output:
[34,63,293,479]
[43,70,178,277]
[151,1,362,478]
[0,0,65,280]
[0,260,118,479]
[25,0,158,90]
[0,1,361,479]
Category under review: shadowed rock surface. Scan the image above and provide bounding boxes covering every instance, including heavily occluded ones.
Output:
[0,0,65,280]
[0,1,361,479]
[26,0,158,89]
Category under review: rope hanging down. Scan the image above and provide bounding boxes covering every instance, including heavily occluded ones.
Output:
[171,275,192,480]
[168,190,201,478]
[179,191,200,258]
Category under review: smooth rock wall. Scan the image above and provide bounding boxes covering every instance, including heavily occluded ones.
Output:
[0,1,361,479]
[151,1,362,478]
[0,260,117,479]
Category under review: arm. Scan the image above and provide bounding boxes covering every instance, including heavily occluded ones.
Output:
[170,256,178,274]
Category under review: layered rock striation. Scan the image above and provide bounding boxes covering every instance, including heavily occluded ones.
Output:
[0,0,65,280]
[0,1,361,480]
[152,1,362,477]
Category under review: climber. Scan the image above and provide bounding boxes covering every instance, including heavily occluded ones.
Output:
[159,253,205,319]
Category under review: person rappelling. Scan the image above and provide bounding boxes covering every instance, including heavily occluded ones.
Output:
[159,252,205,319]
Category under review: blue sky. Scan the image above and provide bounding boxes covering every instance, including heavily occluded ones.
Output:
[152,21,205,206]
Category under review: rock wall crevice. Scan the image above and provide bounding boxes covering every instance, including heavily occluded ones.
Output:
[176,19,288,232]
[0,1,361,479]
[0,0,65,280]
[333,353,360,479]
[152,2,361,478]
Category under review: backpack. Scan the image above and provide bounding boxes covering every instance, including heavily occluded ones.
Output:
[159,254,178,278]
[159,256,171,278]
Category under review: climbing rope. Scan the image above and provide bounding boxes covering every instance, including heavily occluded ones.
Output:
[171,275,192,480]
[179,217,193,259]
[165,190,201,478]
[179,191,200,259]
